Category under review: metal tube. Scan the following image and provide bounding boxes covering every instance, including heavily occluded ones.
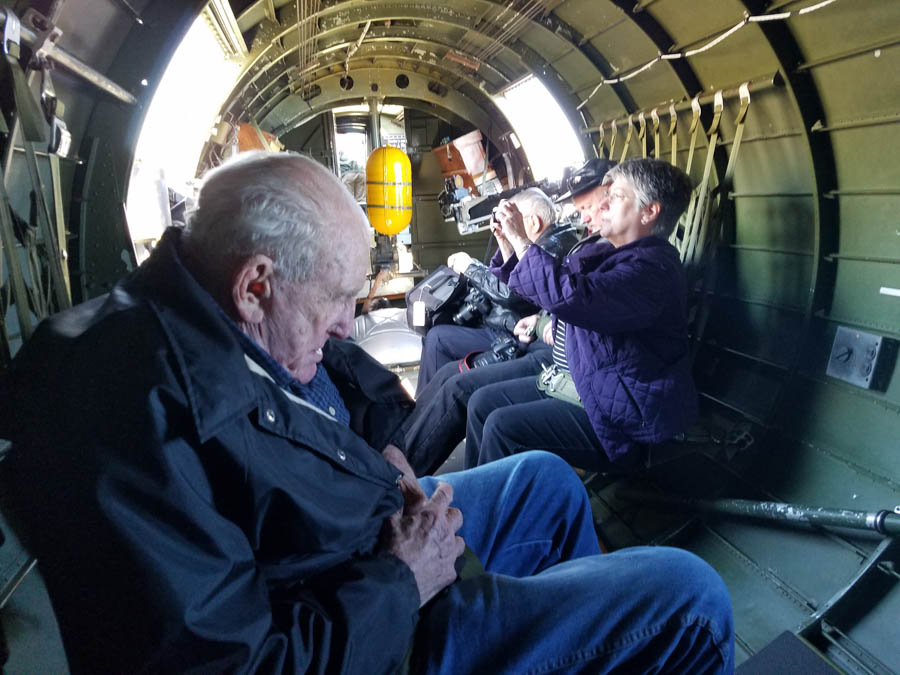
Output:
[0,8,136,105]
[368,97,381,153]
[825,253,900,265]
[617,489,900,536]
[811,112,900,133]
[113,0,145,26]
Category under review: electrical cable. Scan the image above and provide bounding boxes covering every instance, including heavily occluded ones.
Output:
[576,0,841,110]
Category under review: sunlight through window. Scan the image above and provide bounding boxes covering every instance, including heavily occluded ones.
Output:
[127,14,242,247]
[493,75,585,183]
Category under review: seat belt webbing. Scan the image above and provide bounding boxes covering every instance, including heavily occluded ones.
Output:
[682,90,724,266]
[618,114,634,163]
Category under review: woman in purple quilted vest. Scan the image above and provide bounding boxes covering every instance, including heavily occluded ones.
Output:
[464,157,698,471]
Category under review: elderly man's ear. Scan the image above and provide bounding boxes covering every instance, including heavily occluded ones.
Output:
[232,254,277,324]
[524,215,542,239]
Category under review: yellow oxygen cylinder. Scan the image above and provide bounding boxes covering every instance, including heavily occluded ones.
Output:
[366,145,412,235]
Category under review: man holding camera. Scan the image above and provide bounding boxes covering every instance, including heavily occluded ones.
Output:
[463,157,699,471]
[415,187,561,395]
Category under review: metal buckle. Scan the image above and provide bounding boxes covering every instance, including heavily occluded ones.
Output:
[539,363,559,389]
[3,11,21,57]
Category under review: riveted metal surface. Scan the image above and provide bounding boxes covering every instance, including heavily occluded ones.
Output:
[261,68,498,138]
[4,0,900,671]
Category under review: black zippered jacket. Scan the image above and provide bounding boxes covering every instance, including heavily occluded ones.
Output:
[3,228,420,674]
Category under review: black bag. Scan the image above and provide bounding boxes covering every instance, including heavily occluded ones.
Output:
[405,265,468,336]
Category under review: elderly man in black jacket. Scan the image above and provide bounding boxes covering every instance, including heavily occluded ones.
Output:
[2,151,733,674]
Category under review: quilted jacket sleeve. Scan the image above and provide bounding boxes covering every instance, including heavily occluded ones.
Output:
[488,248,518,284]
[508,243,676,334]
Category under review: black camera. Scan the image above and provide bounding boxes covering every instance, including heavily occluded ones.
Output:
[460,334,524,371]
[452,288,492,326]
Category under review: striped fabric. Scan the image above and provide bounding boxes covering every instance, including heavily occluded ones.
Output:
[552,320,570,372]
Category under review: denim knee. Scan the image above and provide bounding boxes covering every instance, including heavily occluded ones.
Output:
[510,451,583,496]
[649,548,734,655]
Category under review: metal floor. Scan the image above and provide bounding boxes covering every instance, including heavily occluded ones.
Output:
[0,511,69,674]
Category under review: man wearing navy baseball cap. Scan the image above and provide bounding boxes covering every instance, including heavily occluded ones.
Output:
[557,157,619,205]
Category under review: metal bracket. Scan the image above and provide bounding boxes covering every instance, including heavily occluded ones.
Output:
[38,58,70,156]
[20,9,62,57]
[2,9,19,57]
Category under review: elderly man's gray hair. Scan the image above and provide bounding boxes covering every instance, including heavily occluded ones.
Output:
[604,158,693,238]
[510,187,556,227]
[184,151,359,283]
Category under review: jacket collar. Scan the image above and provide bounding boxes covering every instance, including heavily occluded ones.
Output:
[129,228,261,443]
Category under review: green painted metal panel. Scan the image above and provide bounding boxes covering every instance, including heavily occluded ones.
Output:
[733,197,815,252]
[780,381,900,488]
[829,262,900,335]
[789,0,900,66]
[703,300,806,368]
[709,520,867,616]
[837,198,900,259]
[830,128,900,188]
[717,247,814,312]
[551,0,626,43]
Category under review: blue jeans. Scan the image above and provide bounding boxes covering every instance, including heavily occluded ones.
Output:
[415,453,734,674]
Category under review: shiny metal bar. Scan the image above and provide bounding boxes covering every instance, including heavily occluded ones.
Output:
[0,8,137,105]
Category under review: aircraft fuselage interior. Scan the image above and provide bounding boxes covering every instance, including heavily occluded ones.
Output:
[0,0,898,672]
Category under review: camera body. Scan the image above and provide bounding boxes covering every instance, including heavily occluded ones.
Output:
[472,334,522,367]
[460,334,524,371]
[452,288,492,326]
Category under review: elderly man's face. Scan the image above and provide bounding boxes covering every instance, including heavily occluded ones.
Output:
[264,213,369,384]
[571,183,609,235]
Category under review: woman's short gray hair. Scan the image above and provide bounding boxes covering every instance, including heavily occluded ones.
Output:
[184,151,358,283]
[604,158,693,238]
[510,187,556,227]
